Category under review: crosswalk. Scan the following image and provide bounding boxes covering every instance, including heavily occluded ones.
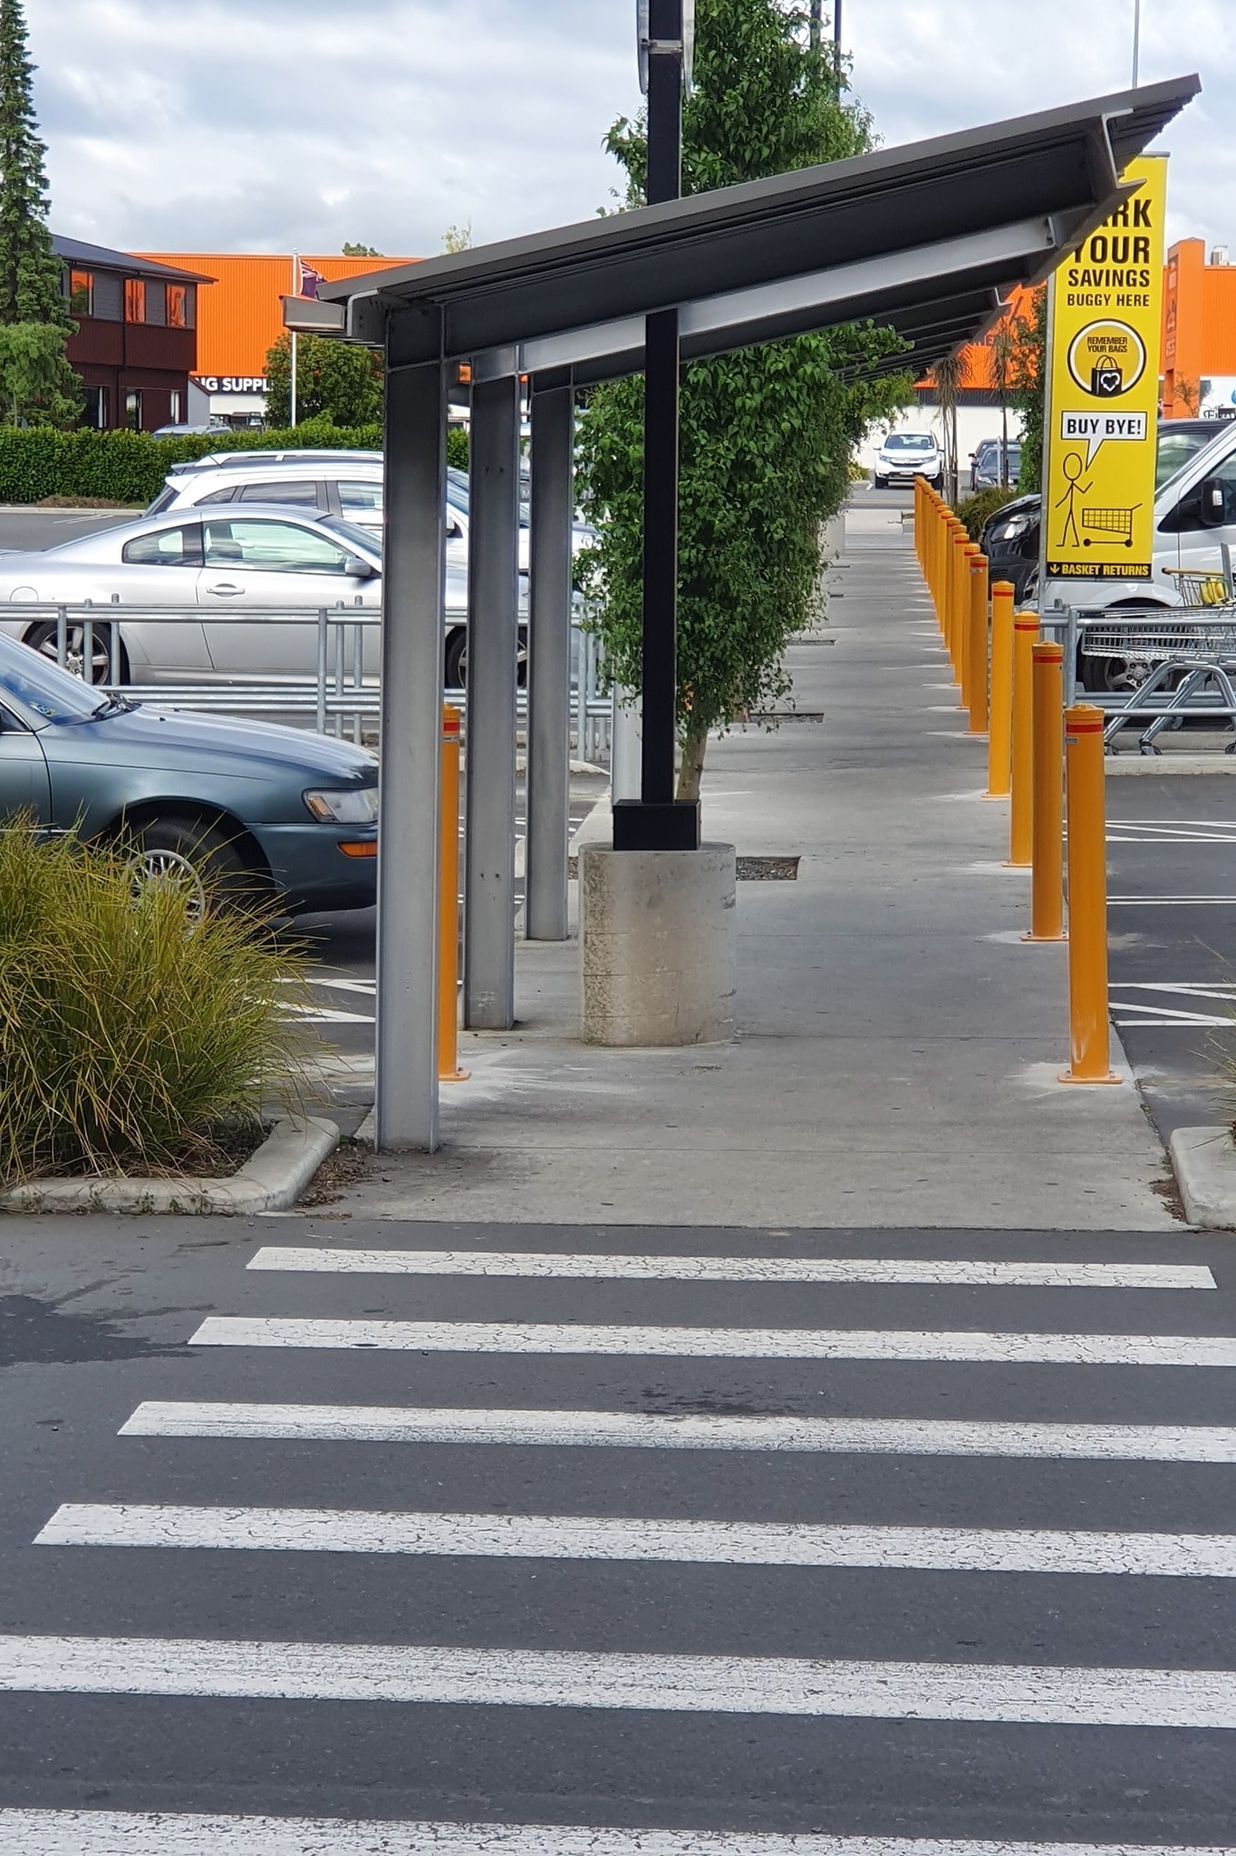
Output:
[6,1227,1236,1851]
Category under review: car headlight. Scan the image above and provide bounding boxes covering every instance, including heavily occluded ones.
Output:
[303,786,379,825]
[994,515,1032,542]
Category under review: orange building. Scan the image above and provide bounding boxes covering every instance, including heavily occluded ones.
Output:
[136,252,418,421]
[1162,238,1236,419]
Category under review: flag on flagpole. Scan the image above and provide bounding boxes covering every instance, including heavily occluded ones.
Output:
[298,260,322,299]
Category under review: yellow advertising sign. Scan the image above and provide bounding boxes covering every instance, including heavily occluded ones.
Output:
[1043,155,1167,580]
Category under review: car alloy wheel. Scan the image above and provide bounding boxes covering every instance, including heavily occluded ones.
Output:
[28,620,124,685]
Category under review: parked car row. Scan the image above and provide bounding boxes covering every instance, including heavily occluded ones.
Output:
[0,503,514,691]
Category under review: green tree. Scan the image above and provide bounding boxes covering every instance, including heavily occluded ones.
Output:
[442,223,472,254]
[575,0,910,799]
[264,331,383,428]
[341,241,383,258]
[0,321,78,425]
[0,0,79,424]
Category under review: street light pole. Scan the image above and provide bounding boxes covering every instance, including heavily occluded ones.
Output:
[617,0,699,850]
[1131,0,1141,86]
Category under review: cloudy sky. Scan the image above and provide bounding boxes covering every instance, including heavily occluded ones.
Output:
[28,0,1232,260]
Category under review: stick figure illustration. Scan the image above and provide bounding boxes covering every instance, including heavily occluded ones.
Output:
[1055,451,1092,549]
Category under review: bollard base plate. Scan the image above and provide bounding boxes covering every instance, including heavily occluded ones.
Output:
[440,1069,472,1083]
[1058,1069,1123,1086]
[1022,931,1068,943]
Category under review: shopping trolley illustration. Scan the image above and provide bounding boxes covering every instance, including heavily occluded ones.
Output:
[1081,504,1139,547]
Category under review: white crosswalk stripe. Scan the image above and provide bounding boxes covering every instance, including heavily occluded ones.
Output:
[2,1634,1234,1727]
[118,1402,1236,1460]
[245,1247,1217,1289]
[33,1503,1236,1577]
[189,1315,1236,1366]
[5,1815,1231,1855]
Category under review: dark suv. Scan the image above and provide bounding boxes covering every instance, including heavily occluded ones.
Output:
[979,419,1223,605]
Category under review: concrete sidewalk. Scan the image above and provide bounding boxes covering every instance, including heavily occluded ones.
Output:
[338,500,1174,1229]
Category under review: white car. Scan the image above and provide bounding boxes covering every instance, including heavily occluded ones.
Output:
[873,432,942,489]
[147,452,594,574]
[0,504,503,689]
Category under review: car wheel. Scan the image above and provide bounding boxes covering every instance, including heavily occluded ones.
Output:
[444,627,529,691]
[873,475,887,489]
[124,814,261,919]
[26,619,129,685]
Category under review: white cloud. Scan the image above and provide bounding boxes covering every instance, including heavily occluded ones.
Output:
[26,0,1229,258]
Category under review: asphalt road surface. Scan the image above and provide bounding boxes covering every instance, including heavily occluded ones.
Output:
[1107,773,1236,1140]
[1,1216,1235,1847]
[0,508,134,552]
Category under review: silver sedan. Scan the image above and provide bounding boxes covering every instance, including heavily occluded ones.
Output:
[0,506,485,686]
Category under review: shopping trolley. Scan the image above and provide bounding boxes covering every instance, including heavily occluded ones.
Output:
[1081,505,1138,547]
[1078,583,1236,751]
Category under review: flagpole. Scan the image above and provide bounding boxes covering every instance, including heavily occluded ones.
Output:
[290,252,299,427]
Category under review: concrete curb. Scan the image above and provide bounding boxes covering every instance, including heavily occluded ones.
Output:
[0,1114,340,1216]
[1168,1124,1236,1230]
[1106,754,1236,775]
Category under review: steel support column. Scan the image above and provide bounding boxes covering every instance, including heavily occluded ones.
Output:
[463,371,521,1027]
[525,380,574,941]
[374,350,446,1151]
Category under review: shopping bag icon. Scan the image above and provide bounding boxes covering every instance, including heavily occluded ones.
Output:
[1091,355,1123,397]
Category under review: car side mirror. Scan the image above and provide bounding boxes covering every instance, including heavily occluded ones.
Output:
[1198,479,1229,529]
[344,556,376,579]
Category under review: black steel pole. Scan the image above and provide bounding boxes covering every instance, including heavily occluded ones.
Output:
[614,0,698,850]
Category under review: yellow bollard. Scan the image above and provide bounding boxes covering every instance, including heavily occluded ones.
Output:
[951,529,971,683]
[959,543,980,713]
[438,704,470,1082]
[1061,704,1121,1084]
[986,581,1015,797]
[1007,611,1038,866]
[1025,642,1065,942]
[967,551,989,736]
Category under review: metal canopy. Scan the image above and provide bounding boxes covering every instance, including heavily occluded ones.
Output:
[308,75,1198,381]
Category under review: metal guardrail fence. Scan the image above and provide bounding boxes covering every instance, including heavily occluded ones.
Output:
[14,602,612,764]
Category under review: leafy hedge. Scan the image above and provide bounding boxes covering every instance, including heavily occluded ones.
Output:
[956,487,1020,541]
[0,418,470,507]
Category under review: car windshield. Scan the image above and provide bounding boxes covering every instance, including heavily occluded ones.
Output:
[319,514,385,562]
[0,635,107,724]
[1155,427,1222,493]
[884,435,934,451]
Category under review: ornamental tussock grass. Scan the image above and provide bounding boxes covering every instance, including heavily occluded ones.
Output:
[0,822,313,1185]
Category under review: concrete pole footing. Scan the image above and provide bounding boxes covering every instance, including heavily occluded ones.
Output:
[580,843,737,1046]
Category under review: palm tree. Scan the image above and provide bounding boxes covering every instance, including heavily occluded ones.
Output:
[930,350,964,503]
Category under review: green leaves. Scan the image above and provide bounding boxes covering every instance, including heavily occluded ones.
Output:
[577,0,912,784]
[264,333,384,429]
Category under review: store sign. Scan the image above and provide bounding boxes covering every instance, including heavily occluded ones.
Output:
[193,375,267,394]
[1043,155,1167,581]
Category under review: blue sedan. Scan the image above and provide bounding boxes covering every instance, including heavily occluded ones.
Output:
[0,634,377,915]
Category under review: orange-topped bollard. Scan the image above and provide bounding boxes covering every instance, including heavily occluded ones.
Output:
[967,551,989,735]
[1007,611,1038,866]
[959,543,980,713]
[1062,705,1121,1084]
[1026,641,1065,942]
[438,704,469,1082]
[986,582,1015,797]
[951,529,971,684]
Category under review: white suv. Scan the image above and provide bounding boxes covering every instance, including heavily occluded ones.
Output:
[873,432,942,489]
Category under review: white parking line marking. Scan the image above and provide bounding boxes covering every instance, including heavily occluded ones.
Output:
[0,1635,1233,1727]
[36,1504,1236,1578]
[189,1318,1236,1367]
[5,1814,1232,1855]
[245,1248,1216,1290]
[118,1403,1236,1461]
